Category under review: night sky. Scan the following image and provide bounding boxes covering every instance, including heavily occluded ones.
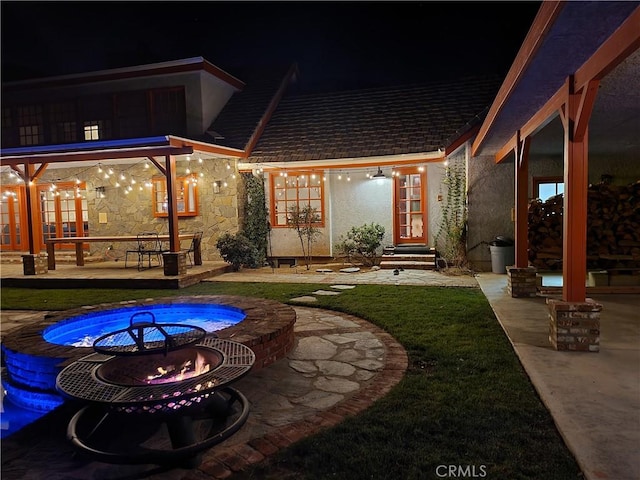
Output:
[1,1,542,92]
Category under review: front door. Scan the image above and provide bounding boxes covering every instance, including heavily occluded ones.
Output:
[393,167,427,245]
[0,186,26,251]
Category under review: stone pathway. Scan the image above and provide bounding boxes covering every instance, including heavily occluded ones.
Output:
[207,266,479,288]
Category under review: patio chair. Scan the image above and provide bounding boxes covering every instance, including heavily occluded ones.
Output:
[181,231,203,266]
[126,232,165,271]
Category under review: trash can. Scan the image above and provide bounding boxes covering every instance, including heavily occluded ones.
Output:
[489,236,515,274]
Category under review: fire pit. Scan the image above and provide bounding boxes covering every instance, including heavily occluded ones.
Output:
[56,312,255,466]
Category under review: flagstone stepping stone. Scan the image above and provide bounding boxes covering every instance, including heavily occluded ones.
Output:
[316,268,333,273]
[330,284,356,290]
[311,290,341,296]
[339,267,360,273]
[314,376,360,394]
[290,295,318,303]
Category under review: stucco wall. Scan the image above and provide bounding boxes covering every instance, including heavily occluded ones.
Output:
[199,72,238,136]
[466,151,515,271]
[427,162,446,248]
[329,172,394,252]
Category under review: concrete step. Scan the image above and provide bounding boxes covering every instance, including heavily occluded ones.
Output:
[391,246,436,255]
[380,253,436,270]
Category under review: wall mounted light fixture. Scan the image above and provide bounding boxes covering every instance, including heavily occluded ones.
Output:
[371,167,386,179]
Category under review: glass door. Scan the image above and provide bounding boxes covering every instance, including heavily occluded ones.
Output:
[1,186,24,250]
[394,168,427,245]
[38,182,88,250]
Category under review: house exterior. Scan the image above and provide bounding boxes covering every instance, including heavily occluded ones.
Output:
[2,1,637,284]
[220,77,502,261]
[0,57,501,270]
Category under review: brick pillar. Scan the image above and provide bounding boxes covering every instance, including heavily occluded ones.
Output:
[22,254,48,275]
[162,252,187,276]
[547,298,601,352]
[507,266,538,297]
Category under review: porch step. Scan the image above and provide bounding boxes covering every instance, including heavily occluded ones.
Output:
[390,245,435,255]
[379,253,437,270]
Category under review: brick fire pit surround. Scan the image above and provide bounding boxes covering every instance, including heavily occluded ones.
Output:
[1,295,297,409]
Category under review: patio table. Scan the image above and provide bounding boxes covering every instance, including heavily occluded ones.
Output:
[45,234,200,270]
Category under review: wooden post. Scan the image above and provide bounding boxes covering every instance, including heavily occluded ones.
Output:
[514,132,531,268]
[561,76,597,302]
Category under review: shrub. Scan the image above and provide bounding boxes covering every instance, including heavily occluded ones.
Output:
[335,223,385,266]
[215,232,259,271]
[242,172,269,266]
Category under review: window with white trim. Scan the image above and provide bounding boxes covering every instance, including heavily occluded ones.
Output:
[271,171,324,227]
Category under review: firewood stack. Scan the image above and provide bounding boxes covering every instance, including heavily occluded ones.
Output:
[528,181,640,270]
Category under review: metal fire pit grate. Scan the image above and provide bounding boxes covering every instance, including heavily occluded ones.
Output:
[56,337,255,415]
[92,311,206,356]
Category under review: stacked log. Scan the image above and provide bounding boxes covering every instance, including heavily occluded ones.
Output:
[528,181,640,270]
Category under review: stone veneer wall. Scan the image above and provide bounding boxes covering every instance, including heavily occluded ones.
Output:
[39,157,241,261]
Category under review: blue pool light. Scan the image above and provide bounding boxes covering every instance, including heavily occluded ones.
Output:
[0,380,52,439]
[43,303,245,346]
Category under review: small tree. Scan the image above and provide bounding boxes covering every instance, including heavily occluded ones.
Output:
[334,223,385,266]
[215,232,258,271]
[287,204,321,270]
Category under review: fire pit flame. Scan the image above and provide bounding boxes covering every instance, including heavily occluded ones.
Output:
[146,351,212,385]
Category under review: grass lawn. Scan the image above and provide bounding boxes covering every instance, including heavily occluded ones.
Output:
[1,282,582,479]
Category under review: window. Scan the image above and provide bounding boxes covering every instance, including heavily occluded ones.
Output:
[271,171,324,227]
[80,95,112,140]
[1,107,14,146]
[84,121,103,140]
[152,176,198,217]
[534,176,564,202]
[49,101,77,143]
[17,105,43,145]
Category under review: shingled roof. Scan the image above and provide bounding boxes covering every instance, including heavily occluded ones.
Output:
[206,64,297,150]
[245,75,502,164]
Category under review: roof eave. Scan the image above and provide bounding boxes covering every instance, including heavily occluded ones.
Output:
[471,1,564,158]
